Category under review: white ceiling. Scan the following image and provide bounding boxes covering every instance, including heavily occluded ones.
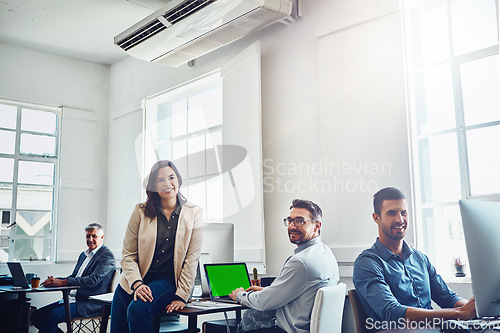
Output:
[0,0,169,64]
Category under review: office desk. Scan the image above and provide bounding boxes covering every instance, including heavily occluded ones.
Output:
[177,302,246,333]
[0,285,79,333]
[88,294,246,333]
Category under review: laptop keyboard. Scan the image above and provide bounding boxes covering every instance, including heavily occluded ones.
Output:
[186,300,241,309]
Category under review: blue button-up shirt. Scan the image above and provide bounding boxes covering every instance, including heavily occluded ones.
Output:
[353,238,462,323]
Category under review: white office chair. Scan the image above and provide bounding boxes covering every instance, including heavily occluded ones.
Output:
[310,282,347,333]
[72,269,119,333]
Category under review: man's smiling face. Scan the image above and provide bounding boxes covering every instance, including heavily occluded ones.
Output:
[86,228,104,251]
[374,198,408,242]
[287,207,320,245]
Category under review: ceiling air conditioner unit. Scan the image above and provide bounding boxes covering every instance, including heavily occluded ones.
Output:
[114,0,293,67]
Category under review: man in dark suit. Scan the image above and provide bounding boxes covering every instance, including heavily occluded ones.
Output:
[31,223,116,333]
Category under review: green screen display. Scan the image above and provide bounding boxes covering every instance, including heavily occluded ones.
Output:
[205,264,251,297]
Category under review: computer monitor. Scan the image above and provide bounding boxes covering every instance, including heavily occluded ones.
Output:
[459,199,500,318]
[194,223,235,297]
[201,223,234,263]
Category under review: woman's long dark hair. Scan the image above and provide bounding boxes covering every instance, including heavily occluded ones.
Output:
[141,160,187,218]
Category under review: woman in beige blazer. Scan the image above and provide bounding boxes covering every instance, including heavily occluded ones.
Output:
[110,160,203,333]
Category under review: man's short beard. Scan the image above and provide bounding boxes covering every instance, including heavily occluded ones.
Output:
[382,225,405,241]
[289,231,304,244]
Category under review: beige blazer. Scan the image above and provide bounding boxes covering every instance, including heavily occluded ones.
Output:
[119,202,203,302]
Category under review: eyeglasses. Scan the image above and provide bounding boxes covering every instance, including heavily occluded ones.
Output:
[283,217,319,227]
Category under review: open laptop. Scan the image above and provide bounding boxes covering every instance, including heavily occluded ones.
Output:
[7,262,30,289]
[203,262,251,303]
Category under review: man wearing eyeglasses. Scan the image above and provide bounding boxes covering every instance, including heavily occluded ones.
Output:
[230,199,339,333]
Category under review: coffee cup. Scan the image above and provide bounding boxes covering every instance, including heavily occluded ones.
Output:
[31,277,40,288]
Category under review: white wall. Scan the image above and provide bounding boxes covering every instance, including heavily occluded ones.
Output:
[0,0,475,330]
[0,0,420,292]
[107,0,412,277]
[105,3,414,330]
[0,42,111,306]
[106,35,265,255]
[0,42,110,252]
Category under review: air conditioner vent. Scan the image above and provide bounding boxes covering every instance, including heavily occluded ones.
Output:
[117,20,165,51]
[165,0,215,24]
[117,0,215,51]
[115,0,294,67]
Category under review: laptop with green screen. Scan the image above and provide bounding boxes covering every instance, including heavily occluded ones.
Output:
[203,262,251,302]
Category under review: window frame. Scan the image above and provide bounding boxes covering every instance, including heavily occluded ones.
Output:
[403,0,500,276]
[143,72,223,222]
[0,98,61,262]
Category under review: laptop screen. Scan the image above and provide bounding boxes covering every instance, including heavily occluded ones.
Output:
[7,262,30,289]
[204,263,251,299]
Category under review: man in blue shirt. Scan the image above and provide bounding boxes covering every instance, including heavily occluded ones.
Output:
[353,187,476,331]
[230,199,339,333]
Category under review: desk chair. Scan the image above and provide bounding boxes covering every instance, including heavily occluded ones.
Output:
[202,318,237,333]
[310,282,346,333]
[348,289,370,333]
[71,269,119,333]
[158,313,189,333]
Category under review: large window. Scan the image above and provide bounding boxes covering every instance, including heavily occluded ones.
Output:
[141,44,265,271]
[144,73,223,221]
[0,99,60,262]
[404,0,499,276]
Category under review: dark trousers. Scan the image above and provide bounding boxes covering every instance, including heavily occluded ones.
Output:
[110,278,176,333]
